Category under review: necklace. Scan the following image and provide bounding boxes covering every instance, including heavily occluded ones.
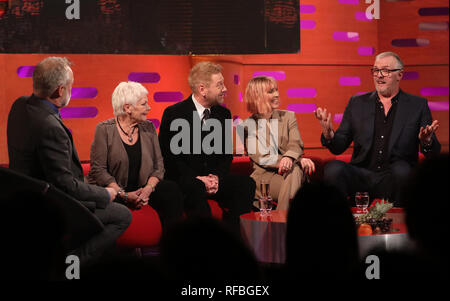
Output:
[117,118,136,143]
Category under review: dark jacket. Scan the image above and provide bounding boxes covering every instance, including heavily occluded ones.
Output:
[7,95,109,211]
[321,90,441,167]
[158,95,233,187]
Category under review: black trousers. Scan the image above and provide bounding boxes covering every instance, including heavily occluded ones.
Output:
[323,160,412,207]
[180,174,255,235]
[148,180,184,230]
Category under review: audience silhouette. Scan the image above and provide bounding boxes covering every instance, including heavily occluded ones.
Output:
[284,181,359,284]
[2,155,447,289]
[352,154,448,283]
[374,154,448,280]
[160,216,263,284]
[404,154,448,264]
[1,188,67,281]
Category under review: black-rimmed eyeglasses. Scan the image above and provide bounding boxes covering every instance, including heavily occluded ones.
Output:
[371,68,402,77]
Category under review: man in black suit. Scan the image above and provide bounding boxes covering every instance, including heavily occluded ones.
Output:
[159,61,255,235]
[314,52,440,207]
[7,57,131,266]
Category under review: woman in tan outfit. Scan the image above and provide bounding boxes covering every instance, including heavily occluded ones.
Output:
[87,81,183,228]
[243,76,315,210]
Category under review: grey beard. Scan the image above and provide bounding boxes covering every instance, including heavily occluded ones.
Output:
[377,87,392,98]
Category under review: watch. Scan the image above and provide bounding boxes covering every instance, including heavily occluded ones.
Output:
[118,189,128,201]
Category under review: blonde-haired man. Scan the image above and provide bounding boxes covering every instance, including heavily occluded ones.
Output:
[159,61,255,235]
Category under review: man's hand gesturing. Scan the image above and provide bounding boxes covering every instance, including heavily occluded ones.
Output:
[314,107,334,140]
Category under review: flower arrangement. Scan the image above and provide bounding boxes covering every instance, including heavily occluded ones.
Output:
[356,199,394,234]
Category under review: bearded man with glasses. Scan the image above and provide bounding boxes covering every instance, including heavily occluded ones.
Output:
[314,52,441,207]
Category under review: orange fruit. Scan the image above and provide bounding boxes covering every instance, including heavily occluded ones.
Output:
[358,224,373,236]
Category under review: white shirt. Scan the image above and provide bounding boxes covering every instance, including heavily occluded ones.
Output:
[192,94,210,121]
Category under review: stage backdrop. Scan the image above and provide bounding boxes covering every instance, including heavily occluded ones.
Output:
[0,0,448,164]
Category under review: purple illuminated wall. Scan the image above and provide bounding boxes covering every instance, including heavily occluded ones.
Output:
[420,87,449,97]
[71,87,98,99]
[286,88,317,98]
[128,72,161,83]
[339,77,361,86]
[61,107,98,119]
[252,71,286,81]
[286,103,317,113]
[153,92,184,102]
[333,32,360,42]
[17,66,35,78]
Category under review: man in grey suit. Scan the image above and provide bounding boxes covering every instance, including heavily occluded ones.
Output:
[314,52,440,206]
[7,57,131,267]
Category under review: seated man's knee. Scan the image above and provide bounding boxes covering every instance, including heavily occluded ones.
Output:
[323,160,347,182]
[110,202,132,227]
[121,205,132,227]
[391,161,412,181]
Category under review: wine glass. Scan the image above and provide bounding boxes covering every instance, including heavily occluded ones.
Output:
[355,192,370,213]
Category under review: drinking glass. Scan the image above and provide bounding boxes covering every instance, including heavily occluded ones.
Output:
[260,180,270,198]
[259,196,274,216]
[259,180,273,216]
[355,192,370,213]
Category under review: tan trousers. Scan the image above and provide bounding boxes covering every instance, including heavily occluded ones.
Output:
[254,164,305,211]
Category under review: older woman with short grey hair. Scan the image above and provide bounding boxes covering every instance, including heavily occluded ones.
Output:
[88,81,183,229]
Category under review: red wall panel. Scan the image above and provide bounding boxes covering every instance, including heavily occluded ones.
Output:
[1,0,448,164]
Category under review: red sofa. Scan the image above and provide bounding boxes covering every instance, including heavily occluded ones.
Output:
[4,153,424,250]
[80,155,339,249]
[80,160,249,248]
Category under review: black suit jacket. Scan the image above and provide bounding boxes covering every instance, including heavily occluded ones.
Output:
[158,96,233,187]
[7,95,109,211]
[321,90,441,167]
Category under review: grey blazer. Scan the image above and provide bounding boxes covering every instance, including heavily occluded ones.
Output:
[87,118,165,190]
[7,95,110,211]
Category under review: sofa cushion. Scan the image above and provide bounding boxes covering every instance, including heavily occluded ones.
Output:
[116,205,162,248]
